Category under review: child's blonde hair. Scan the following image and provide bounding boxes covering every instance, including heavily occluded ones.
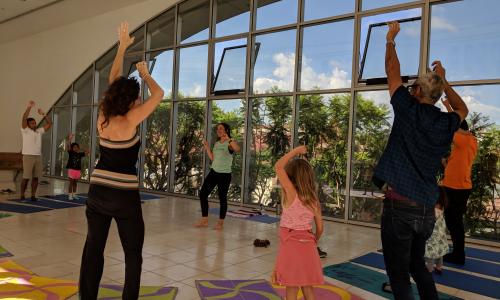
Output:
[282,158,319,211]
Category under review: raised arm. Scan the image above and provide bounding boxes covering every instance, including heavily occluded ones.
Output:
[203,140,214,161]
[124,61,164,127]
[109,22,135,84]
[275,145,307,206]
[385,22,402,97]
[228,140,241,153]
[432,61,468,121]
[38,108,52,131]
[441,97,453,113]
[22,101,35,129]
[66,133,74,151]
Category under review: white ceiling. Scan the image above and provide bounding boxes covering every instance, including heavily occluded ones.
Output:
[0,0,61,23]
[0,0,154,44]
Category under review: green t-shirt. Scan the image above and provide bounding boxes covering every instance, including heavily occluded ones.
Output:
[211,140,233,173]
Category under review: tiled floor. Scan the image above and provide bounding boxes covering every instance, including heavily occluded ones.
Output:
[0,178,497,300]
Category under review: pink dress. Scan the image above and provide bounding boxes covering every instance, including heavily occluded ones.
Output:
[275,196,324,286]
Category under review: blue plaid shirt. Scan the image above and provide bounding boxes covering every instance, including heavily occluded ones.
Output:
[373,86,461,206]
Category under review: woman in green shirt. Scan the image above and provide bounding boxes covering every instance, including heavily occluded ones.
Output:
[195,123,240,230]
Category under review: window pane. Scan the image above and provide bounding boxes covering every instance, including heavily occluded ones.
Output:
[252,30,296,94]
[246,96,292,206]
[56,88,72,106]
[127,26,145,53]
[147,9,175,50]
[178,45,208,98]
[73,106,92,180]
[360,9,421,81]
[96,47,117,103]
[363,0,414,11]
[174,101,205,195]
[213,38,247,94]
[256,0,297,30]
[350,91,393,223]
[450,85,500,241]
[53,107,71,177]
[40,112,53,175]
[297,94,350,218]
[146,50,173,99]
[210,99,245,202]
[301,20,353,91]
[215,0,250,37]
[124,54,143,88]
[74,67,93,105]
[144,102,171,191]
[304,0,354,21]
[430,0,500,81]
[179,0,210,44]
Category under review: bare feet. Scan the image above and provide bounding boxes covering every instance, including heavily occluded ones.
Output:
[194,218,209,228]
[214,220,224,230]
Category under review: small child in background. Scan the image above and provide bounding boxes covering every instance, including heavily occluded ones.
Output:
[272,145,324,300]
[66,133,88,200]
[424,187,449,274]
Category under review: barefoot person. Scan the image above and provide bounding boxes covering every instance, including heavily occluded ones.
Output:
[20,100,52,201]
[374,22,468,299]
[195,123,240,230]
[79,22,164,299]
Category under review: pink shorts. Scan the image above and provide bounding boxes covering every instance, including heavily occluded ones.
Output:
[68,169,81,180]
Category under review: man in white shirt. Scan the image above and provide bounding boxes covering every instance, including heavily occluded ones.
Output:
[21,100,52,201]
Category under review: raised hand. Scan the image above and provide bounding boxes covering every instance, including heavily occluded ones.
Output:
[295,145,308,155]
[37,108,46,116]
[136,61,150,79]
[68,133,75,140]
[432,60,446,81]
[386,21,400,42]
[203,140,209,148]
[118,22,135,49]
[27,100,35,108]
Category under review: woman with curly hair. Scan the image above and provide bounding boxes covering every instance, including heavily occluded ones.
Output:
[79,22,164,299]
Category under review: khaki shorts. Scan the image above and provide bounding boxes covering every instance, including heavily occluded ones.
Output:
[23,155,42,179]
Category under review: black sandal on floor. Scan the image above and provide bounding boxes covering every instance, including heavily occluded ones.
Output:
[381,282,393,294]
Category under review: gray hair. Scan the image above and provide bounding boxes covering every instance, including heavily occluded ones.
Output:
[415,72,445,102]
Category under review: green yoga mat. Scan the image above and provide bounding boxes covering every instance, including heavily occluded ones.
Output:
[0,245,13,258]
[323,262,461,300]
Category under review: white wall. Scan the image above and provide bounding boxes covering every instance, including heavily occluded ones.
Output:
[0,0,177,152]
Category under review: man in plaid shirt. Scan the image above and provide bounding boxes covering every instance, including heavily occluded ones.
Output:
[373,22,468,300]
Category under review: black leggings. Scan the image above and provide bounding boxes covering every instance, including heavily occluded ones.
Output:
[79,186,144,300]
[200,169,231,219]
[443,187,471,257]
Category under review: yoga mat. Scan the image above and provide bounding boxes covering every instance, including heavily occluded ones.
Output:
[352,252,500,299]
[140,192,163,201]
[323,262,460,300]
[10,198,83,209]
[0,202,52,213]
[0,260,78,299]
[196,279,281,300]
[272,283,363,300]
[97,284,178,300]
[0,212,12,219]
[43,194,87,205]
[0,245,13,258]
[362,251,500,278]
[464,247,500,264]
[209,208,280,224]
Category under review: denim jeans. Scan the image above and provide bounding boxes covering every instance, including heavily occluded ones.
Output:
[381,197,438,300]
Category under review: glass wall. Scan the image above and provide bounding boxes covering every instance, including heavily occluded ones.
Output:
[43,0,500,243]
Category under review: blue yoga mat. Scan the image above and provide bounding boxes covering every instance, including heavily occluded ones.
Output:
[43,194,87,205]
[0,202,52,213]
[10,198,83,209]
[323,262,460,300]
[139,192,162,201]
[352,252,500,299]
[464,247,500,264]
[209,207,280,224]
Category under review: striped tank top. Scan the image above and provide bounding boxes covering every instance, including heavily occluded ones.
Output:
[90,134,141,189]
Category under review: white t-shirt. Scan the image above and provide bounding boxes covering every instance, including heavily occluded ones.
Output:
[21,127,45,155]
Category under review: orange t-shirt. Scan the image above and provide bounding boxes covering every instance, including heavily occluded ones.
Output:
[442,132,478,189]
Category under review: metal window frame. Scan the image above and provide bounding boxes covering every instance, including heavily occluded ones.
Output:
[43,0,500,246]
